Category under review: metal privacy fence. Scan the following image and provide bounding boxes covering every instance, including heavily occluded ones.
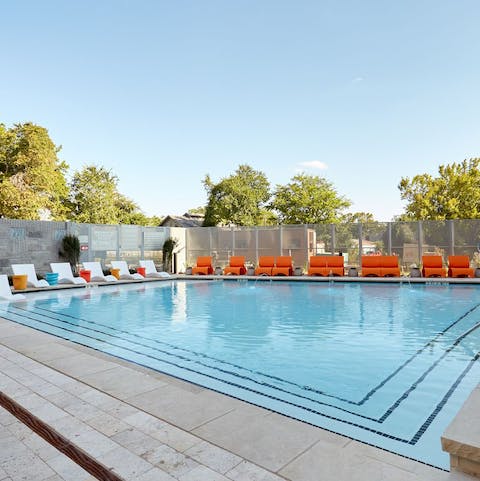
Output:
[0,219,171,275]
[2,219,480,275]
[185,220,480,272]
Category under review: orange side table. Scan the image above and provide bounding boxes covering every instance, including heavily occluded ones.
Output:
[137,267,146,277]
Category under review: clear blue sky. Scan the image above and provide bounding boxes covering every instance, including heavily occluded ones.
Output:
[2,1,479,221]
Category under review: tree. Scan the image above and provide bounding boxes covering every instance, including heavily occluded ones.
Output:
[0,122,69,220]
[270,173,351,224]
[187,206,206,215]
[341,212,375,223]
[203,164,271,226]
[69,165,121,224]
[399,158,480,220]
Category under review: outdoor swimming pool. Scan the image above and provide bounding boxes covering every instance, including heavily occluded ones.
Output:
[1,279,479,468]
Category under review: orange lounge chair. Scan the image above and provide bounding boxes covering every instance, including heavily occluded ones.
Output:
[308,256,344,276]
[272,256,293,276]
[422,255,445,277]
[448,255,474,278]
[224,256,247,275]
[361,256,382,277]
[381,256,400,277]
[255,256,275,276]
[308,256,328,276]
[326,256,344,276]
[192,256,214,275]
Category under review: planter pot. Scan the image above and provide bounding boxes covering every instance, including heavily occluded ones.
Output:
[348,267,358,277]
[110,268,120,280]
[410,267,421,278]
[294,267,303,276]
[79,270,91,282]
[45,272,59,286]
[12,274,27,290]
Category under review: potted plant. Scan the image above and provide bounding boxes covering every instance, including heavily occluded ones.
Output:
[409,263,421,278]
[162,237,178,273]
[59,234,80,275]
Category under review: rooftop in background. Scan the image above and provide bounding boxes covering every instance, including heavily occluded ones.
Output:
[160,212,204,228]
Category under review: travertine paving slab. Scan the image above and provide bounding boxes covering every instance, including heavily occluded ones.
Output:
[47,353,118,377]
[78,365,164,398]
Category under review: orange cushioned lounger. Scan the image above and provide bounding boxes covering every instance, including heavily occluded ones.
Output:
[272,256,293,276]
[308,256,328,276]
[361,256,382,277]
[422,255,445,277]
[223,256,247,275]
[255,256,275,276]
[192,256,214,275]
[380,255,400,277]
[448,255,474,278]
[327,256,345,276]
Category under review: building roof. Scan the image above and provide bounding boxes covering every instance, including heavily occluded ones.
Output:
[160,213,204,228]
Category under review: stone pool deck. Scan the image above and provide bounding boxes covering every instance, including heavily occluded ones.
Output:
[0,316,477,481]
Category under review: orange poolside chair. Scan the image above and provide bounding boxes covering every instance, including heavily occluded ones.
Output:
[361,255,400,277]
[361,256,382,277]
[272,256,293,276]
[191,256,214,275]
[308,256,344,276]
[255,256,275,276]
[308,256,327,276]
[223,256,246,275]
[380,256,400,277]
[422,255,445,278]
[448,255,474,278]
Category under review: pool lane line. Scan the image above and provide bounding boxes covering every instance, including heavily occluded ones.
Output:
[409,352,480,444]
[4,307,479,451]
[26,299,480,408]
[359,301,480,405]
[378,319,480,422]
[0,391,124,481]
[5,306,480,433]
[4,307,380,423]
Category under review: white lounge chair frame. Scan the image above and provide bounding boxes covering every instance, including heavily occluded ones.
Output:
[139,260,171,278]
[11,264,49,288]
[82,262,118,282]
[110,261,144,280]
[50,263,87,285]
[0,275,26,301]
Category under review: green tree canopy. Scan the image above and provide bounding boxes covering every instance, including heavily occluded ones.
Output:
[0,122,69,220]
[341,212,376,223]
[69,165,123,224]
[399,159,480,220]
[270,173,351,224]
[69,165,159,225]
[203,164,271,226]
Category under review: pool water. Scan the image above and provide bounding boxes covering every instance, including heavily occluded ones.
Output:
[1,280,479,468]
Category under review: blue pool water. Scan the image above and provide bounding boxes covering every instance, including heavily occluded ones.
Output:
[1,280,479,468]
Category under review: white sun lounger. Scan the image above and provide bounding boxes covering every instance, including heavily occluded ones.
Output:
[0,275,26,301]
[50,263,87,285]
[110,261,144,280]
[82,262,118,282]
[139,260,171,278]
[11,264,49,288]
